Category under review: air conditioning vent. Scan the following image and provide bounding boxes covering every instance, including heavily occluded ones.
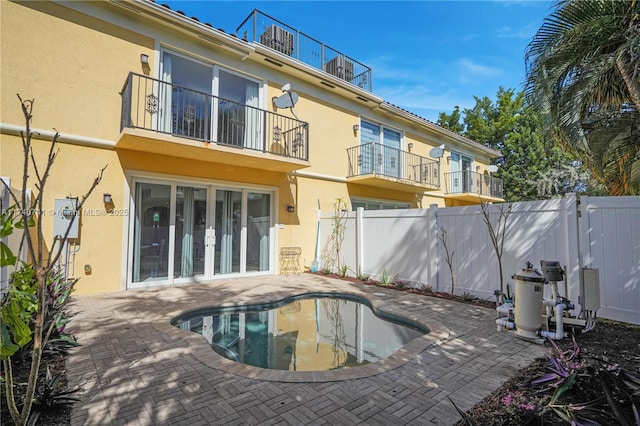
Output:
[324,56,354,82]
[259,24,294,56]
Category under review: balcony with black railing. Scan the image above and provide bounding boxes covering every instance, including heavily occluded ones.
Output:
[118,73,310,172]
[236,10,372,92]
[347,143,440,192]
[444,170,504,202]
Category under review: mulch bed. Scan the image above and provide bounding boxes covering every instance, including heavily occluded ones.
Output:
[1,350,73,426]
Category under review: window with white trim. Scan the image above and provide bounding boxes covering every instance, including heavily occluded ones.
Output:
[359,120,403,177]
[351,198,411,211]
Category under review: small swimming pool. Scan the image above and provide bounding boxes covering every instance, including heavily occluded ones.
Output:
[173,293,428,372]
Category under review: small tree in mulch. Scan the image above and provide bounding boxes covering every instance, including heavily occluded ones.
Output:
[1,95,105,425]
[321,198,348,273]
[437,226,455,295]
[480,201,512,296]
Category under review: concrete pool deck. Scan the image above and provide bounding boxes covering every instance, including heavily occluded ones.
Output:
[67,274,547,425]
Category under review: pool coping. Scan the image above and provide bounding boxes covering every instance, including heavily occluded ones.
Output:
[157,288,450,383]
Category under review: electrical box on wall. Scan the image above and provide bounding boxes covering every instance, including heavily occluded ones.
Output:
[53,198,79,239]
[581,268,600,312]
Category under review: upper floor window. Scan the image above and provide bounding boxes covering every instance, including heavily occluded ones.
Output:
[360,120,401,149]
[160,51,262,148]
[351,198,411,211]
[359,120,403,177]
[449,151,474,193]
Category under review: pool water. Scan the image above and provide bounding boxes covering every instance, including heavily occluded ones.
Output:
[174,295,427,372]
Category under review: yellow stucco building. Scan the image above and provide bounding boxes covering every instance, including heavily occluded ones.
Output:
[1,1,503,295]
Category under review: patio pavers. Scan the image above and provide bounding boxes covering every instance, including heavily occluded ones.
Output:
[67,274,546,425]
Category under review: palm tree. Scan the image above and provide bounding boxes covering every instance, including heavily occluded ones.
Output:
[525,0,640,195]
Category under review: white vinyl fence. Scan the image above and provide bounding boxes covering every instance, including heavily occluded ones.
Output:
[317,194,640,324]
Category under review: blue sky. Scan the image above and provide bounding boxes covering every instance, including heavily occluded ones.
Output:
[163,1,555,122]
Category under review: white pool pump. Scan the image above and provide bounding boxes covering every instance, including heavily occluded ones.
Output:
[495,261,600,343]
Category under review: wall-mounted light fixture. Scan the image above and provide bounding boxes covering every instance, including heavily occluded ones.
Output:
[408,142,414,152]
[103,193,112,204]
[353,124,359,133]
[287,205,295,213]
[446,156,451,164]
[476,166,481,172]
[140,53,149,65]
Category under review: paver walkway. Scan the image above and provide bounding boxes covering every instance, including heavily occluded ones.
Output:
[68,274,546,425]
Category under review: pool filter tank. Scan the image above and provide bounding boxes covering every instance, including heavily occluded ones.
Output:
[496,260,600,342]
[512,262,546,339]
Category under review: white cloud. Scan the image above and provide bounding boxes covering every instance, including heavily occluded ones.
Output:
[457,58,502,81]
[496,22,540,40]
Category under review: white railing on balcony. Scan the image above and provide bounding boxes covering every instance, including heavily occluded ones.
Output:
[444,170,503,199]
[120,73,309,161]
[236,10,372,92]
[347,143,440,188]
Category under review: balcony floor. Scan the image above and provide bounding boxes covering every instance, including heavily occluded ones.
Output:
[445,192,504,203]
[347,174,439,193]
[116,128,310,173]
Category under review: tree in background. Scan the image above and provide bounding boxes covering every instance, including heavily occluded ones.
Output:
[525,0,640,195]
[436,105,464,134]
[437,87,597,201]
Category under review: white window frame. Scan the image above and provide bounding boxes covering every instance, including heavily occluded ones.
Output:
[159,49,266,143]
[125,171,277,289]
[449,150,475,194]
[360,118,404,149]
[351,197,411,211]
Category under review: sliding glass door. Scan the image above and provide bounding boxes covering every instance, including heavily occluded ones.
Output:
[130,179,273,287]
[214,189,242,275]
[450,152,473,194]
[174,186,207,278]
[359,120,402,178]
[247,192,271,272]
[160,51,263,148]
[162,52,213,139]
[216,70,262,149]
[132,182,171,282]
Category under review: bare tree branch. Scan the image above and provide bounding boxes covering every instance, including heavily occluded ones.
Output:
[4,95,106,425]
[480,200,512,295]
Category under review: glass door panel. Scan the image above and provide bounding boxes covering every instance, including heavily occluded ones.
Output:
[461,156,472,193]
[132,182,170,282]
[162,52,213,140]
[215,190,242,274]
[449,152,473,193]
[174,186,207,278]
[450,152,461,193]
[359,121,379,175]
[217,70,261,149]
[382,128,401,178]
[246,192,271,272]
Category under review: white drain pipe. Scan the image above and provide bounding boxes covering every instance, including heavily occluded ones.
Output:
[496,318,515,332]
[540,303,566,340]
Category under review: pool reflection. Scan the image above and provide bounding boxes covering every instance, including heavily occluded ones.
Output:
[175,297,426,372]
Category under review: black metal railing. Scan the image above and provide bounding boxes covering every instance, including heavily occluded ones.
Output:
[444,170,503,198]
[236,10,372,92]
[120,72,309,161]
[347,143,440,188]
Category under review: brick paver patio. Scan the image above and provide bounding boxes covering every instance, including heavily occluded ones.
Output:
[68,274,546,425]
